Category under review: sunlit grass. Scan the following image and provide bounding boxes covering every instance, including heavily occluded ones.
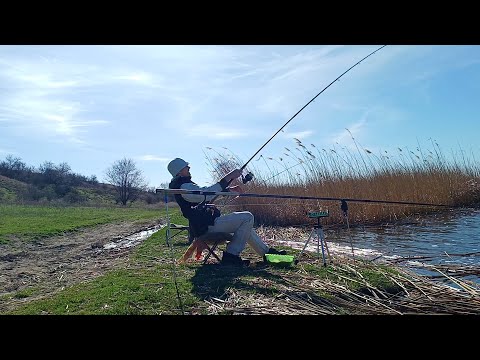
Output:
[0,204,163,243]
[5,211,404,315]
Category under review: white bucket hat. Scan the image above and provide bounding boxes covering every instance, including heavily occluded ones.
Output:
[168,158,189,177]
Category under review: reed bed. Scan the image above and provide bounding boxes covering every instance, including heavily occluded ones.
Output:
[204,136,480,227]
[203,257,480,315]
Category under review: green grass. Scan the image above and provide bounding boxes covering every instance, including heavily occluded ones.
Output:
[0,175,26,202]
[9,268,197,315]
[75,187,117,204]
[0,188,16,202]
[13,286,40,299]
[0,175,28,195]
[0,204,163,243]
[4,209,403,315]
[6,210,199,315]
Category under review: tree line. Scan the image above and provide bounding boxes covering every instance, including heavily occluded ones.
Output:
[0,155,161,206]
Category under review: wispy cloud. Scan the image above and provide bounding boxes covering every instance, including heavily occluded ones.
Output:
[0,51,123,145]
[113,71,155,85]
[331,113,369,146]
[0,148,14,154]
[144,45,395,145]
[137,155,170,162]
[281,130,313,140]
[153,45,359,134]
[185,123,248,139]
[0,93,108,143]
[15,73,79,89]
[329,104,408,153]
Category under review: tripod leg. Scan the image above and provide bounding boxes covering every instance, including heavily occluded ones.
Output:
[297,229,315,262]
[319,228,331,262]
[317,228,327,267]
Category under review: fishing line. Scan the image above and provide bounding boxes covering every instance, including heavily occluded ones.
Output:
[164,192,185,315]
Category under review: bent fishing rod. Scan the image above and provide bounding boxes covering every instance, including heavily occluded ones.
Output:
[158,188,451,208]
[245,46,385,171]
[220,45,387,192]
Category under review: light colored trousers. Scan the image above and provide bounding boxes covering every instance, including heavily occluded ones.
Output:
[207,211,269,256]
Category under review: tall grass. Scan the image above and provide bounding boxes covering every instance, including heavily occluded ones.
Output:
[204,137,480,227]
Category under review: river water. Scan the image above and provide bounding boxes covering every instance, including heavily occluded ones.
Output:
[273,208,480,286]
[335,209,480,263]
[322,208,480,285]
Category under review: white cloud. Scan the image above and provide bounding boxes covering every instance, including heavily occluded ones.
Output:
[0,92,108,142]
[16,73,79,89]
[281,130,313,140]
[185,123,248,139]
[331,113,369,146]
[137,155,170,161]
[0,53,115,145]
[114,71,155,85]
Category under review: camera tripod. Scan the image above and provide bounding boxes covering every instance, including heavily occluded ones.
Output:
[296,211,331,267]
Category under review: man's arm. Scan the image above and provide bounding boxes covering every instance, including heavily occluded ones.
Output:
[180,168,242,203]
[180,182,223,203]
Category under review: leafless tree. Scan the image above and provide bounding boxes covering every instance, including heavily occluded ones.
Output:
[105,158,147,205]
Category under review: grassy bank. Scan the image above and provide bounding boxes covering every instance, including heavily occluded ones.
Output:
[0,204,162,244]
[5,211,479,315]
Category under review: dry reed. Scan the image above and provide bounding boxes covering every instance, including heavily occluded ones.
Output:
[204,136,480,227]
[201,256,480,315]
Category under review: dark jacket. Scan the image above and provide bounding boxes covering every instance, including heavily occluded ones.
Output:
[169,176,222,237]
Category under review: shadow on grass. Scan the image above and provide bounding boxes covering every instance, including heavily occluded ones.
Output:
[190,262,289,303]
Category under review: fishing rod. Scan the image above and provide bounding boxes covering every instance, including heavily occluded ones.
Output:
[242,45,386,172]
[219,45,387,193]
[158,188,451,208]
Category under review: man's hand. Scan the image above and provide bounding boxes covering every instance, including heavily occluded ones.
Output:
[225,169,242,182]
[227,185,243,193]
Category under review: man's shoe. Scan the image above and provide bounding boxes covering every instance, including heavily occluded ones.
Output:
[221,251,250,267]
[267,247,287,255]
[263,247,288,262]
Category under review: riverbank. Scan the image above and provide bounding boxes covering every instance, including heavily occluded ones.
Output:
[3,212,479,315]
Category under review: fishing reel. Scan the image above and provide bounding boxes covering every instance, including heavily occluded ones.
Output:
[242,172,254,184]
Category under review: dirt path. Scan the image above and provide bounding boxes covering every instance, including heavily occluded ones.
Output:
[0,219,164,313]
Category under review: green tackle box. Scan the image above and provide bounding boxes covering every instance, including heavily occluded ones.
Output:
[264,254,295,267]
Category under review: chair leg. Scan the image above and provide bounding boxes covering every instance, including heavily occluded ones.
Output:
[188,223,194,244]
[202,241,222,264]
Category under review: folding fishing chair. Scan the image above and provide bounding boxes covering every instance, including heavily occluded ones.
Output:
[170,223,194,243]
[178,231,234,264]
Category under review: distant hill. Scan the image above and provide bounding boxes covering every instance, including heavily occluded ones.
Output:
[0,175,29,202]
[0,174,161,206]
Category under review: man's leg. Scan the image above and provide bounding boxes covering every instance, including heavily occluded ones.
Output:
[208,211,268,256]
[247,229,269,256]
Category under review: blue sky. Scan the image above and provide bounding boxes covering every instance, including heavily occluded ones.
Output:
[1,45,479,188]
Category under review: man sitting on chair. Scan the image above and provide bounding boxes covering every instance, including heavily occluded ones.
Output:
[167,157,287,266]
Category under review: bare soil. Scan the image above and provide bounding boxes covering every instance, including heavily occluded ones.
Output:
[0,219,164,313]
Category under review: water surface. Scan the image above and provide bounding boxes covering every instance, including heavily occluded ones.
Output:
[327,208,480,285]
